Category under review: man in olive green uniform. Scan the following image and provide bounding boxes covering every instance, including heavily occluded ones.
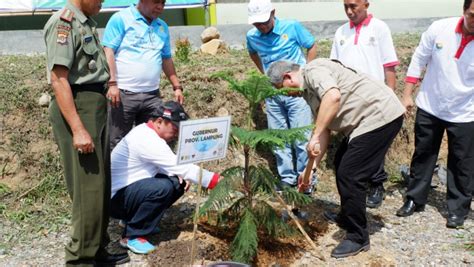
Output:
[44,0,129,265]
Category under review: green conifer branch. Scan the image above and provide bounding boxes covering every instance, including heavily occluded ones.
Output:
[231,209,259,263]
[253,200,295,238]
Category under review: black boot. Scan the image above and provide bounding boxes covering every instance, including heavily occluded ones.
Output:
[331,239,370,258]
[366,184,385,208]
[446,214,468,229]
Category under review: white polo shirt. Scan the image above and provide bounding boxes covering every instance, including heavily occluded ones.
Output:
[330,15,399,82]
[111,123,219,197]
[406,17,474,123]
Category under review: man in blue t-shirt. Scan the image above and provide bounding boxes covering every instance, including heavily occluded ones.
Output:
[246,0,318,191]
[102,0,184,150]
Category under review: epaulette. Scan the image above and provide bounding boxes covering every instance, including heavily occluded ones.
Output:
[60,8,74,23]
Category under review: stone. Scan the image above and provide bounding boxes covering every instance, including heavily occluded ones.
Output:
[38,93,51,107]
[200,39,224,55]
[216,107,229,117]
[200,26,220,43]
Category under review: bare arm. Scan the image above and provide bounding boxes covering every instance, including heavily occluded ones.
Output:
[402,82,416,116]
[50,65,95,154]
[306,42,318,63]
[104,47,120,107]
[162,57,184,104]
[249,52,264,74]
[384,66,397,90]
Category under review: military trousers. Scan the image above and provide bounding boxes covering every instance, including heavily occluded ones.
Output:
[49,90,110,265]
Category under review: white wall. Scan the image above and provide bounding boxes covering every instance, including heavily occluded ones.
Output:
[215,0,463,25]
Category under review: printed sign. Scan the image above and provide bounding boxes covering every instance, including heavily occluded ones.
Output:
[176,116,231,165]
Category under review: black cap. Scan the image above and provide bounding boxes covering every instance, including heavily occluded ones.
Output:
[151,101,189,127]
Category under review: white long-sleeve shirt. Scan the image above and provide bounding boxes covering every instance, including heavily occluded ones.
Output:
[406,17,474,123]
[111,122,219,197]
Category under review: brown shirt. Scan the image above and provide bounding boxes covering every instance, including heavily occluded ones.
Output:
[302,58,405,140]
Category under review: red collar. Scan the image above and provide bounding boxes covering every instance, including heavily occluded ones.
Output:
[350,14,373,29]
[455,16,474,39]
[454,17,474,59]
[146,121,159,136]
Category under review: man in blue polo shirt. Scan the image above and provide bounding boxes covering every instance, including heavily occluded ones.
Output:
[246,0,318,192]
[102,0,184,150]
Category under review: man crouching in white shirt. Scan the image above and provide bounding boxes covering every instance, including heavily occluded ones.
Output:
[110,101,220,254]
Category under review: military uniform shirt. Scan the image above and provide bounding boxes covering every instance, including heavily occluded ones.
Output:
[302,59,405,140]
[44,1,109,85]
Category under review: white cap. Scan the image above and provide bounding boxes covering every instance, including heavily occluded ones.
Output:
[248,0,273,24]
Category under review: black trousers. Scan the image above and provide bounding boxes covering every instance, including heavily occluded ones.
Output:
[335,116,403,244]
[110,175,185,239]
[407,109,474,217]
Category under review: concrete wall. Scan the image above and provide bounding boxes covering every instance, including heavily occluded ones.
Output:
[215,0,462,24]
[0,17,441,55]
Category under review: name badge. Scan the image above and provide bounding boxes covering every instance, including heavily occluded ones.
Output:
[84,36,93,43]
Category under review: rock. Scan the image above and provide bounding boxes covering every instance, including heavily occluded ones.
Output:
[38,93,51,107]
[200,39,224,55]
[216,107,229,117]
[200,27,220,43]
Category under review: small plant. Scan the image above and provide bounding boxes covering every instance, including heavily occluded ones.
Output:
[200,71,312,263]
[175,37,191,63]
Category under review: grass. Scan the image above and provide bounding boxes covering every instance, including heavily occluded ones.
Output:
[6,33,470,257]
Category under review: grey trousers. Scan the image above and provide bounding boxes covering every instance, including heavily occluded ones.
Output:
[109,89,162,150]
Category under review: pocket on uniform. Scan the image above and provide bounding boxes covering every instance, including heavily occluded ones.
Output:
[83,39,98,56]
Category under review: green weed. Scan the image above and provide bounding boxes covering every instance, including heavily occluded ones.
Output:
[175,37,191,63]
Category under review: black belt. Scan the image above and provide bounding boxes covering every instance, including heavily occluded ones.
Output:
[120,89,159,95]
[71,83,106,95]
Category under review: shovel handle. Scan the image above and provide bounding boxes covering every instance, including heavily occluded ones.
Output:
[299,156,315,192]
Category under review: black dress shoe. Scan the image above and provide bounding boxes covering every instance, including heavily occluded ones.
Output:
[446,214,468,229]
[95,251,130,266]
[366,184,385,209]
[323,210,348,230]
[396,199,425,217]
[331,239,370,258]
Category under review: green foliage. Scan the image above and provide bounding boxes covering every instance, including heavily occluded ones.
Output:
[230,209,258,263]
[211,70,294,123]
[231,126,312,151]
[200,167,244,215]
[175,37,191,63]
[0,183,10,197]
[201,70,312,263]
[253,200,294,238]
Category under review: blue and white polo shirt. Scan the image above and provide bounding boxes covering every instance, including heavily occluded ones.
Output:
[102,5,171,92]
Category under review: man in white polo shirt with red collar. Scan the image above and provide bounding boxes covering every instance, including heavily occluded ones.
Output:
[396,0,474,229]
[329,0,399,211]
